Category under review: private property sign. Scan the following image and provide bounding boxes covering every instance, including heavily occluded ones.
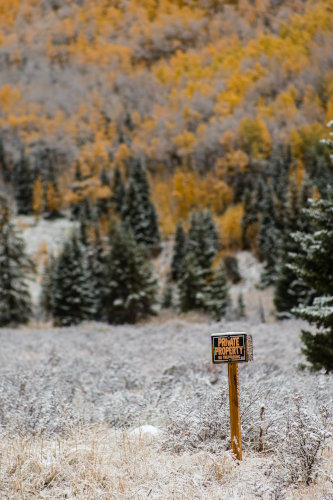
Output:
[211,331,254,461]
[211,332,253,363]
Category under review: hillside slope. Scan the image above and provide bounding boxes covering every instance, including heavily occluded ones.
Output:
[0,0,333,232]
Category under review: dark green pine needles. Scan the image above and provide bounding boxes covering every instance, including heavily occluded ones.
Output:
[289,188,333,372]
[0,196,33,325]
[51,234,97,326]
[104,224,157,324]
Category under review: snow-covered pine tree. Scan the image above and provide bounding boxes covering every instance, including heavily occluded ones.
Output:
[88,225,109,321]
[79,205,89,247]
[274,177,312,317]
[161,283,173,309]
[122,159,160,252]
[111,165,125,214]
[203,209,220,253]
[51,233,97,326]
[290,188,333,371]
[257,182,280,286]
[0,196,33,325]
[304,141,333,197]
[269,145,291,230]
[104,224,157,324]
[171,221,187,281]
[206,262,230,320]
[132,159,160,251]
[187,209,218,277]
[178,252,207,312]
[13,150,34,215]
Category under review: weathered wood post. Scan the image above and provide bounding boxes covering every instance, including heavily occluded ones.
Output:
[211,332,253,461]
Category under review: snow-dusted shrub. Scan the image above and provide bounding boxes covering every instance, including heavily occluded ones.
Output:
[273,394,331,487]
[162,364,333,487]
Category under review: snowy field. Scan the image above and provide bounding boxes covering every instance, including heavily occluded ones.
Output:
[1,219,332,498]
[0,317,332,499]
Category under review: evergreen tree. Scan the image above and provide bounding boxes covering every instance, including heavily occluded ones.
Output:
[187,209,218,276]
[203,209,220,253]
[171,222,187,281]
[178,252,207,312]
[257,183,280,286]
[304,142,333,197]
[0,196,33,325]
[13,150,34,215]
[0,137,11,183]
[111,165,125,214]
[290,189,333,371]
[269,145,291,230]
[206,263,230,320]
[274,177,312,317]
[51,234,97,326]
[104,224,157,324]
[122,159,160,251]
[161,283,173,309]
[88,226,109,320]
[79,206,89,247]
[255,176,265,214]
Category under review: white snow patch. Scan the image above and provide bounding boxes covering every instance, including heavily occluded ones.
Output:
[130,425,162,438]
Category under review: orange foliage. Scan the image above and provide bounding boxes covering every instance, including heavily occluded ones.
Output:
[32,176,43,217]
[218,204,244,250]
[0,0,332,227]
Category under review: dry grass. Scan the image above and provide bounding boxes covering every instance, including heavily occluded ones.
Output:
[0,427,234,499]
[1,428,332,499]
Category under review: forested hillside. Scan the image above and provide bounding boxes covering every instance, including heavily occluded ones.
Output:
[0,0,333,235]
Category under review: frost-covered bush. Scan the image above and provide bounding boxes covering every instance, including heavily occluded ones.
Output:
[273,394,331,487]
[163,364,333,487]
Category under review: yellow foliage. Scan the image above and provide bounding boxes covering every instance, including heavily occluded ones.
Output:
[215,150,249,179]
[0,0,332,227]
[0,85,21,114]
[238,116,272,158]
[152,177,175,236]
[173,131,196,156]
[94,185,111,201]
[274,88,298,121]
[295,160,305,187]
[172,170,233,220]
[218,203,244,250]
[114,144,131,170]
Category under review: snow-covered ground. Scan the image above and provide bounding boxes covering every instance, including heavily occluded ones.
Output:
[2,219,331,498]
[0,317,332,498]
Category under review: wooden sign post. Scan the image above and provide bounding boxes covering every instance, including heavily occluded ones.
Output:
[211,332,253,461]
